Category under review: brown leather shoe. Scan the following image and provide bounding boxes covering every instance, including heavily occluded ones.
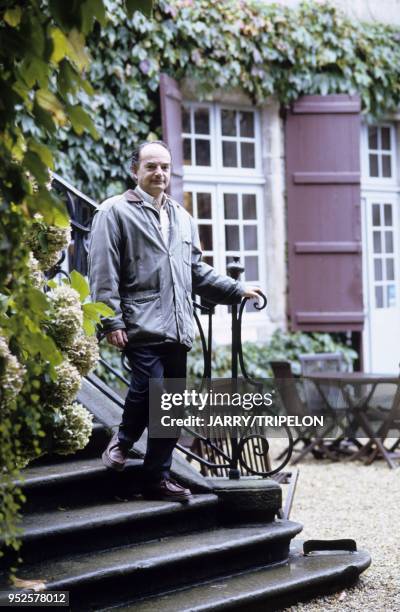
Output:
[102,432,129,471]
[142,478,192,502]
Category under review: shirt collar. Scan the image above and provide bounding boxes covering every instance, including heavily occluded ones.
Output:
[136,185,168,209]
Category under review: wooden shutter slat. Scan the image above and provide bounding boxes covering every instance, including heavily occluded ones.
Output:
[293,172,360,184]
[295,242,362,254]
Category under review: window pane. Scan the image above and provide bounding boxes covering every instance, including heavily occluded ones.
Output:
[222,141,237,167]
[386,259,395,281]
[385,231,393,253]
[184,191,193,214]
[375,286,384,308]
[373,231,382,253]
[197,192,212,219]
[183,138,191,165]
[243,194,257,219]
[374,259,383,281]
[382,155,392,178]
[194,108,210,134]
[387,284,396,307]
[384,204,393,226]
[221,110,236,136]
[369,154,378,177]
[195,139,210,166]
[372,204,380,226]
[224,193,238,219]
[381,127,391,150]
[203,255,214,267]
[239,112,254,137]
[225,225,240,250]
[368,127,378,149]
[182,107,191,133]
[244,225,258,250]
[199,225,213,250]
[241,142,255,168]
[245,256,259,281]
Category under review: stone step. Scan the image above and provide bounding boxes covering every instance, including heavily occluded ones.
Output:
[0,495,219,568]
[111,541,371,612]
[16,457,145,513]
[0,521,303,610]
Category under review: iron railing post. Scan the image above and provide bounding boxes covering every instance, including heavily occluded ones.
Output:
[227,258,245,480]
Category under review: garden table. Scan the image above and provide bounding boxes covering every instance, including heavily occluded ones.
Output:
[303,372,400,469]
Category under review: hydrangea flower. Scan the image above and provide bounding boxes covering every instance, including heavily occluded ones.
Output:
[66,333,99,376]
[0,335,26,409]
[47,285,83,349]
[52,360,81,407]
[52,402,93,455]
[27,253,45,290]
[26,214,71,272]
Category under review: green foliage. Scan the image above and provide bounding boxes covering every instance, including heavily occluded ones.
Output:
[187,329,358,379]
[94,329,357,394]
[44,0,400,200]
[0,0,151,569]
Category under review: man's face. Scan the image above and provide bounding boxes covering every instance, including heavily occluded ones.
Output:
[134,143,172,197]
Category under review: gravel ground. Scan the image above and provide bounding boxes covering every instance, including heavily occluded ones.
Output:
[281,453,400,612]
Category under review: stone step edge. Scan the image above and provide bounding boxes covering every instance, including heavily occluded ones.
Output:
[11,521,303,592]
[111,543,371,612]
[14,458,142,489]
[11,494,219,543]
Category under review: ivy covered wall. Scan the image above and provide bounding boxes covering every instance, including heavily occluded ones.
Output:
[46,0,400,200]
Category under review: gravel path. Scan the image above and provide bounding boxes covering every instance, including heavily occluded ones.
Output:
[283,456,400,611]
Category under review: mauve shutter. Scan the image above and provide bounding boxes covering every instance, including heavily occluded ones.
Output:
[160,73,183,203]
[285,94,364,331]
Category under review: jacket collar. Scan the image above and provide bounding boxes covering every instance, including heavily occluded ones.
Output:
[123,189,179,209]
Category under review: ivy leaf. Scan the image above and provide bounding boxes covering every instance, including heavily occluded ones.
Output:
[67,28,90,70]
[66,104,99,139]
[27,140,54,169]
[49,27,70,63]
[23,151,49,184]
[35,90,67,126]
[80,0,107,34]
[3,7,22,27]
[126,0,153,19]
[70,270,90,302]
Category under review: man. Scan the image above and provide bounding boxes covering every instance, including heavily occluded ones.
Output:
[89,140,263,501]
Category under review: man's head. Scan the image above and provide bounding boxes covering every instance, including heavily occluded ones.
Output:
[131,141,172,198]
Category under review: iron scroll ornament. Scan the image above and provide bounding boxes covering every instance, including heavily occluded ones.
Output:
[183,291,294,478]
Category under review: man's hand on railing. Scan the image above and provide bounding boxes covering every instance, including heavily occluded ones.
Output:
[243,285,264,306]
[106,329,128,349]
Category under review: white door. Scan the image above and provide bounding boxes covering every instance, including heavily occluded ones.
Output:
[364,194,400,372]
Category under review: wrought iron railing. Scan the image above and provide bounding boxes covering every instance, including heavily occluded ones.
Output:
[50,173,294,480]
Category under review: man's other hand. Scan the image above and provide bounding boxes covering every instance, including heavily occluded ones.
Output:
[243,286,264,305]
[106,329,128,349]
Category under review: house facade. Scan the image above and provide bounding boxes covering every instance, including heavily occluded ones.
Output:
[157,0,400,373]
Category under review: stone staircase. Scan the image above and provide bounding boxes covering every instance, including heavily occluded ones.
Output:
[0,376,371,611]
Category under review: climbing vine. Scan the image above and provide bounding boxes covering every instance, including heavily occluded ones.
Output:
[51,0,400,199]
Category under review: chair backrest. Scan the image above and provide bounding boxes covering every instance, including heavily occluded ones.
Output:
[299,353,347,414]
[299,352,348,375]
[269,361,306,418]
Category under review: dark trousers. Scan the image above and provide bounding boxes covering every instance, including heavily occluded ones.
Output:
[118,343,187,483]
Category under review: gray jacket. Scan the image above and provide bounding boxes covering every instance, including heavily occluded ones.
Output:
[88,189,245,349]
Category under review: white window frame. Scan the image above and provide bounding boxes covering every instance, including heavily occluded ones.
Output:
[361,123,398,188]
[183,101,266,322]
[366,194,399,310]
[183,102,264,183]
